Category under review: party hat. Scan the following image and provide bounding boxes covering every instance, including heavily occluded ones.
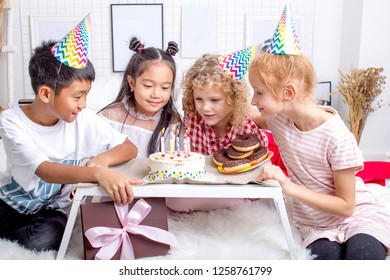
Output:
[267,2,302,55]
[51,14,91,68]
[218,40,270,80]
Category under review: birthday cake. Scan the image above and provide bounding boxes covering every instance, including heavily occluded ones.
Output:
[148,152,207,182]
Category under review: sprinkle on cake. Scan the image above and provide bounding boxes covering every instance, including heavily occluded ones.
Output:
[148,151,206,182]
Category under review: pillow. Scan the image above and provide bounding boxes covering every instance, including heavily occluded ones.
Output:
[356,161,390,186]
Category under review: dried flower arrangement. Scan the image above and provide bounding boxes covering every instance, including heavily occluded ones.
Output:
[337,66,387,144]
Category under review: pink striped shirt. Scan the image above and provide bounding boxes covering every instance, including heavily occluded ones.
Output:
[268,106,390,251]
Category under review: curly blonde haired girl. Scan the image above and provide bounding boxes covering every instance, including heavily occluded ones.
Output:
[182,54,256,129]
[180,54,273,156]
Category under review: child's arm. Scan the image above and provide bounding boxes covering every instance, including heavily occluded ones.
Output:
[257,165,356,218]
[35,161,143,204]
[85,138,137,168]
[35,138,141,204]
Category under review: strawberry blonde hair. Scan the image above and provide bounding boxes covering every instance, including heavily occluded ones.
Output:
[249,53,317,101]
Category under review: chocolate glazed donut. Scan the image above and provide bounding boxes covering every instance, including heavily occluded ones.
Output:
[212,149,231,166]
[232,134,260,152]
[213,149,251,173]
[226,145,253,159]
[222,158,251,173]
[246,146,268,165]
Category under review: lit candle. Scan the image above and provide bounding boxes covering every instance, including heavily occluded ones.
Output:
[160,127,166,153]
[184,130,190,156]
[169,130,174,155]
[183,139,188,156]
[175,128,180,154]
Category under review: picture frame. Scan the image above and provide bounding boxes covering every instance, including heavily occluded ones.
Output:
[29,16,83,51]
[181,7,218,58]
[111,4,163,72]
[315,81,332,106]
[245,15,305,51]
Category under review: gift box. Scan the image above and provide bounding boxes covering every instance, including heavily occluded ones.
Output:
[80,198,178,260]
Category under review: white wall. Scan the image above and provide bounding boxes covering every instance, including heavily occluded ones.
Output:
[312,0,344,110]
[356,0,390,160]
[302,0,390,160]
[336,0,390,160]
[1,0,389,160]
[2,0,316,109]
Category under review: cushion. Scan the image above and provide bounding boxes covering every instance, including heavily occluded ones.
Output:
[356,161,390,186]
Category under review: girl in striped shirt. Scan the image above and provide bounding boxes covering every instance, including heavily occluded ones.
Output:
[249,52,390,260]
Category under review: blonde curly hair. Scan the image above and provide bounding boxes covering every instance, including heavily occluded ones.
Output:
[182,54,256,128]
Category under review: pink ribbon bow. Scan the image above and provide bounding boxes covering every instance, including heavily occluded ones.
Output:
[85,199,179,260]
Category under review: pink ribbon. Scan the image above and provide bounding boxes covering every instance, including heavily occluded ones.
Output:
[85,199,179,260]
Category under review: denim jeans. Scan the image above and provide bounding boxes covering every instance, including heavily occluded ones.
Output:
[0,198,67,251]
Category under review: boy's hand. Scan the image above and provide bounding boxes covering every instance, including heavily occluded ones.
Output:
[96,168,143,204]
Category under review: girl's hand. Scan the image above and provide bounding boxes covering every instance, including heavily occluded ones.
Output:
[257,165,293,195]
[259,165,357,218]
[95,168,144,204]
[258,165,287,183]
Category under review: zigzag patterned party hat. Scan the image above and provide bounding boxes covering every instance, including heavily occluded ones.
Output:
[267,2,302,55]
[51,14,91,68]
[218,40,270,80]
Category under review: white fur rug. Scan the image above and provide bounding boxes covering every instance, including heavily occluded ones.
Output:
[2,184,390,260]
[0,199,312,260]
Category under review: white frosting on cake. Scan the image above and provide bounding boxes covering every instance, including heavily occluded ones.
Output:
[148,152,206,182]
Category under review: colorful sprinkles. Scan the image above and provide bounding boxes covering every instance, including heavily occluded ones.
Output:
[148,166,207,182]
[148,151,207,182]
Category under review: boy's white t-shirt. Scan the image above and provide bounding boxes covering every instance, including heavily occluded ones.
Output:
[0,105,127,214]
